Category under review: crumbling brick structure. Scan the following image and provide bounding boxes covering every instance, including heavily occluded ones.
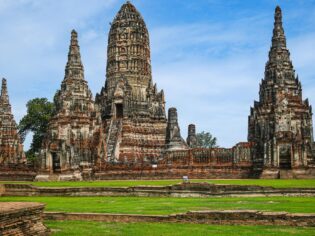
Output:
[248,6,315,177]
[0,78,25,165]
[95,2,186,164]
[3,3,314,180]
[39,31,106,176]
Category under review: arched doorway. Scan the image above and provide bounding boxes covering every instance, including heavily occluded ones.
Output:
[279,145,291,169]
[52,152,61,172]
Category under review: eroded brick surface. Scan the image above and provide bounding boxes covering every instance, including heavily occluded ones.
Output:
[0,202,49,235]
[0,79,25,165]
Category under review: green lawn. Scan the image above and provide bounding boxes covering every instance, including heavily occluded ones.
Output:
[1,179,315,188]
[45,221,315,236]
[1,196,315,214]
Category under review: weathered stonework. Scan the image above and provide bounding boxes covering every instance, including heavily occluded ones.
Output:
[3,3,314,180]
[4,182,315,197]
[95,2,186,163]
[0,79,25,165]
[186,124,198,148]
[248,6,315,175]
[166,108,188,151]
[39,30,106,175]
[0,202,49,235]
[44,210,315,227]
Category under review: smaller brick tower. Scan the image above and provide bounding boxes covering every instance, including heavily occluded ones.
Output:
[248,6,315,178]
[0,78,25,164]
[39,31,105,178]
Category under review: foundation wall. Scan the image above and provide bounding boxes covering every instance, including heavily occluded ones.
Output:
[2,183,315,197]
[0,202,49,236]
[44,210,315,227]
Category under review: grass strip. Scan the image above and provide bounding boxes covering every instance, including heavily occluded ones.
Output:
[1,196,315,214]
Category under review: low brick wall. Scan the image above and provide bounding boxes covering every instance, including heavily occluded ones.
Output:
[2,182,315,197]
[0,171,36,181]
[44,210,315,227]
[93,166,253,180]
[0,202,50,235]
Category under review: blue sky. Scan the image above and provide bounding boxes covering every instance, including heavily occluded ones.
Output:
[0,0,315,149]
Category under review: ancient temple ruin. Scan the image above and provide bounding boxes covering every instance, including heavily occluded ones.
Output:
[248,6,315,177]
[39,30,105,176]
[0,78,25,165]
[96,1,186,164]
[2,3,315,180]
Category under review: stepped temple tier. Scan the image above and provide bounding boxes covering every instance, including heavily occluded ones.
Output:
[0,79,25,165]
[0,3,314,180]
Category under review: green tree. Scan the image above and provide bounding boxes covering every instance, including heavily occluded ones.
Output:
[18,98,55,160]
[196,131,218,148]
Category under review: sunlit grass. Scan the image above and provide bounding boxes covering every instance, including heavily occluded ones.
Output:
[1,196,314,214]
[45,221,315,236]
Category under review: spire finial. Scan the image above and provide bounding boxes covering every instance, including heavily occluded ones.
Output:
[71,29,78,42]
[1,78,9,103]
[275,6,282,25]
[271,5,286,49]
[1,78,7,91]
[65,29,84,80]
[266,6,294,81]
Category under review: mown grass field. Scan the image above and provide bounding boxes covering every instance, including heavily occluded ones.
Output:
[1,196,315,214]
[45,221,315,236]
[1,179,315,188]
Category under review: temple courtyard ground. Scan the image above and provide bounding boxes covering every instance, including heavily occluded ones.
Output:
[1,196,315,214]
[1,179,315,235]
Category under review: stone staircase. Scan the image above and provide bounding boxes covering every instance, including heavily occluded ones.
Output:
[106,119,122,162]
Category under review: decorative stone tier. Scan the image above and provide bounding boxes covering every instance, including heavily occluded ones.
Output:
[44,210,315,227]
[0,202,49,235]
[3,183,315,198]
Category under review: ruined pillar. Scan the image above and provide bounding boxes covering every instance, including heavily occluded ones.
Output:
[166,108,187,150]
[186,124,197,148]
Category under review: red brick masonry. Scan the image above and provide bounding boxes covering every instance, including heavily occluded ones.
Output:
[44,210,315,227]
[0,202,49,236]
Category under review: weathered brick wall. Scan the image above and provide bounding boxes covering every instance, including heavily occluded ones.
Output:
[94,166,252,180]
[44,210,315,227]
[0,165,36,181]
[0,202,49,235]
[94,144,254,179]
[3,182,315,197]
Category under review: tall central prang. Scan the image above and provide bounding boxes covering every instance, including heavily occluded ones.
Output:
[96,1,165,120]
[96,2,185,163]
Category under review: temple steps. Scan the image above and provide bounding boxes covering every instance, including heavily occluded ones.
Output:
[106,119,122,161]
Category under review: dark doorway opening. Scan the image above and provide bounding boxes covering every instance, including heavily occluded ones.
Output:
[279,145,292,169]
[115,103,123,119]
[52,153,61,172]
